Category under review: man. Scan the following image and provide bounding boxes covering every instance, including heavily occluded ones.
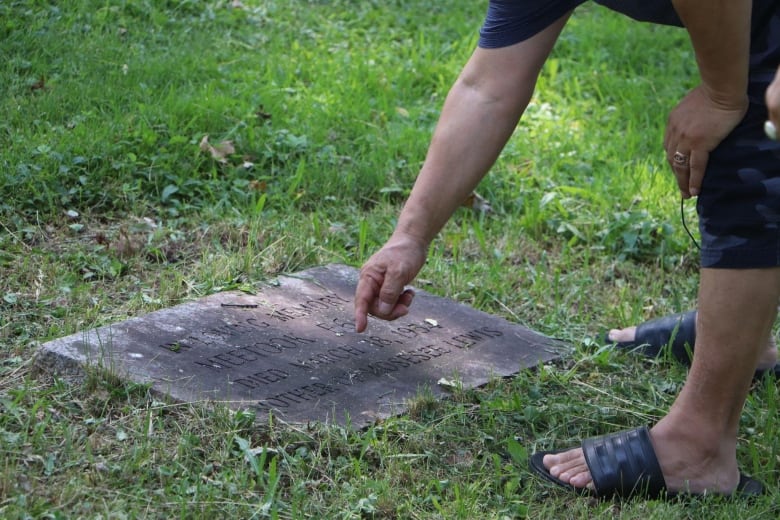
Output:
[354,0,780,498]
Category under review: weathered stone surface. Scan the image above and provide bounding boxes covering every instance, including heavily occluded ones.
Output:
[36,264,568,427]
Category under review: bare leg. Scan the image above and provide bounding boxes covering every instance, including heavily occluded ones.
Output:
[544,268,780,494]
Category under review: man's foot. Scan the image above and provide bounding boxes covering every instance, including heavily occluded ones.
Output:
[606,311,778,373]
[541,419,744,496]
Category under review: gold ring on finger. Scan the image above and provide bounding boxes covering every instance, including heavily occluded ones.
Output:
[672,151,689,167]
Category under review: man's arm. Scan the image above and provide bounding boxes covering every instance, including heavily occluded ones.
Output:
[354,14,571,332]
[672,0,750,105]
[394,19,567,247]
[666,0,751,197]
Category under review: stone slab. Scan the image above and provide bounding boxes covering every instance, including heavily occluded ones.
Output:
[36,264,568,427]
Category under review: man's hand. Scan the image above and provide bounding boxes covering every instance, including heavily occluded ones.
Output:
[667,0,750,197]
[664,84,747,198]
[353,17,572,333]
[354,234,427,333]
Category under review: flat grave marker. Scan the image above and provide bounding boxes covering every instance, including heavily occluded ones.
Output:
[36,264,568,427]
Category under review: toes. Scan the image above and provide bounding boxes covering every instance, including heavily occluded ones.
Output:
[543,448,583,468]
[608,326,637,343]
[542,449,593,488]
[567,467,593,488]
[555,461,590,480]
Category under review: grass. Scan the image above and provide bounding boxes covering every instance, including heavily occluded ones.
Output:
[1,0,778,518]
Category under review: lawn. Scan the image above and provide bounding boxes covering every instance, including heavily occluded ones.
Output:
[1,1,778,518]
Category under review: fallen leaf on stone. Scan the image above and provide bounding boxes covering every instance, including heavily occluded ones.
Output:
[437,377,461,391]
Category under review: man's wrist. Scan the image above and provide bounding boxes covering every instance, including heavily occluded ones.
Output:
[700,82,748,111]
[390,225,432,251]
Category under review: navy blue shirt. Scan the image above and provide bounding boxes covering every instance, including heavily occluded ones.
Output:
[478,0,681,49]
[477,0,780,98]
[479,0,778,48]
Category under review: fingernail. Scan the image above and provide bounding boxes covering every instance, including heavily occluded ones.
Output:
[378,302,393,315]
[690,188,699,196]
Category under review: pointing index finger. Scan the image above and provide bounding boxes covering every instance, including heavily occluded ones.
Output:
[354,268,382,333]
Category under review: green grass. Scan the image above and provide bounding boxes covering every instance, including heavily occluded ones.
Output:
[1,0,777,518]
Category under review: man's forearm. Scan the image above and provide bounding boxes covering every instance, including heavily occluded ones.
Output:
[393,74,530,247]
[672,0,751,104]
[390,15,570,248]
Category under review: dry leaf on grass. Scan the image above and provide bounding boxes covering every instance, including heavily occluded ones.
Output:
[249,180,267,192]
[256,106,272,121]
[111,228,144,259]
[461,191,493,213]
[199,135,235,164]
[29,76,46,92]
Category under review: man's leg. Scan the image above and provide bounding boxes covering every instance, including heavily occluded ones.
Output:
[543,267,780,494]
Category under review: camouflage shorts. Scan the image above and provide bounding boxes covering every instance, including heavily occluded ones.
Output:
[698,100,780,268]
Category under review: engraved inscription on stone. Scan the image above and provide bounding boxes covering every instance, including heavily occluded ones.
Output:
[36,264,568,427]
